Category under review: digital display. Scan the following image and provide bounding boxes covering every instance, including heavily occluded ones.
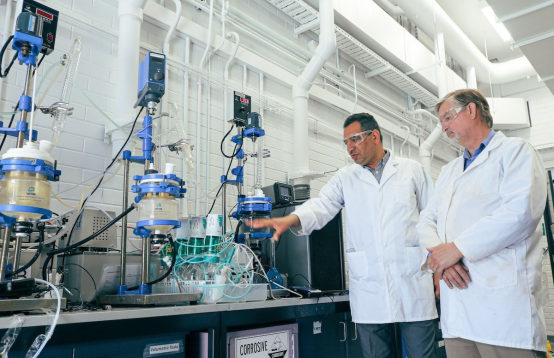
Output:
[280,187,291,196]
[240,97,249,104]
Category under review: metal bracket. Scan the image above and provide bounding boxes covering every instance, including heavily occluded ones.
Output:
[37,101,74,116]
[364,65,392,79]
[294,18,320,38]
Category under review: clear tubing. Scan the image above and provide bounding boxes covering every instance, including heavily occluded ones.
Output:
[52,37,82,146]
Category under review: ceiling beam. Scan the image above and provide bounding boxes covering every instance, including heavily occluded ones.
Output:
[513,30,554,48]
[498,1,554,22]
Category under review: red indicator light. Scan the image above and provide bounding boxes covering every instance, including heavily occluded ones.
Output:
[36,9,54,21]
[240,98,249,104]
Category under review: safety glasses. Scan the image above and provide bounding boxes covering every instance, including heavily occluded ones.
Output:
[439,106,467,127]
[342,130,373,147]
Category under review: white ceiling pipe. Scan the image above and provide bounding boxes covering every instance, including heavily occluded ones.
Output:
[374,0,404,16]
[163,0,182,54]
[392,0,536,84]
[159,0,182,172]
[419,28,447,176]
[112,0,148,158]
[292,0,336,185]
[466,66,477,89]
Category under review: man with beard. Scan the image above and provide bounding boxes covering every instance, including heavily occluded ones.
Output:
[419,89,547,358]
[252,113,438,358]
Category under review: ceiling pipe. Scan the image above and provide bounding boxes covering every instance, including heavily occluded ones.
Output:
[392,0,536,84]
[112,0,148,158]
[292,0,336,185]
[419,29,448,176]
[374,0,404,16]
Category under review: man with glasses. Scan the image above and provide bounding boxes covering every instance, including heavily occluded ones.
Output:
[252,113,437,358]
[418,89,547,358]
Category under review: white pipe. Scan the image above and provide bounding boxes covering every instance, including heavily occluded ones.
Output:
[399,125,410,157]
[419,123,443,176]
[292,0,336,185]
[348,64,358,114]
[0,0,13,106]
[199,0,215,69]
[195,77,201,215]
[163,0,182,54]
[208,0,228,61]
[466,66,477,89]
[182,36,191,218]
[224,32,240,79]
[407,109,438,122]
[113,0,148,158]
[393,0,536,84]
[435,32,448,98]
[374,0,405,16]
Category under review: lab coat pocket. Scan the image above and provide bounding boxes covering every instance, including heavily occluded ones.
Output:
[347,251,368,281]
[393,180,414,206]
[470,248,517,290]
[405,247,425,279]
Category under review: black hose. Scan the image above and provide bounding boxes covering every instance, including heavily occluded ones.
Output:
[49,204,136,256]
[234,220,243,243]
[0,35,14,78]
[127,235,177,291]
[42,204,136,280]
[6,223,45,278]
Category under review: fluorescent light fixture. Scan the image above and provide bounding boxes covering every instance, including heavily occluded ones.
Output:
[481,5,513,42]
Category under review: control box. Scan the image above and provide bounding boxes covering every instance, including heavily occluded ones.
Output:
[21,0,59,55]
[262,182,294,205]
[135,52,166,107]
[227,91,251,125]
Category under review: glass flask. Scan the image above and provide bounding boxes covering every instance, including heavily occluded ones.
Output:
[0,171,51,221]
[137,192,179,232]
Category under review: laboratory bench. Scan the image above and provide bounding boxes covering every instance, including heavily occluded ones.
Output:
[0,294,369,358]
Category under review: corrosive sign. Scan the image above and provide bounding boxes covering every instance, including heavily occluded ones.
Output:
[235,330,289,358]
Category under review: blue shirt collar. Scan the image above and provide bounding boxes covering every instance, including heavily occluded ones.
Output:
[463,129,495,161]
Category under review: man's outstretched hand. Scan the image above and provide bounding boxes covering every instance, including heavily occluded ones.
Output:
[249,214,301,241]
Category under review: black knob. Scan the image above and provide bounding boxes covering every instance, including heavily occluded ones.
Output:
[154,72,164,81]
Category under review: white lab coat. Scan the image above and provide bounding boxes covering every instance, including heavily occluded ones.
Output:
[293,152,437,323]
[417,131,547,351]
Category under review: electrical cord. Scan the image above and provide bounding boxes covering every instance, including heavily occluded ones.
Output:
[42,204,137,280]
[206,142,242,216]
[220,125,242,158]
[5,223,45,278]
[50,204,136,256]
[63,263,98,306]
[60,106,144,271]
[0,35,14,78]
[127,235,177,291]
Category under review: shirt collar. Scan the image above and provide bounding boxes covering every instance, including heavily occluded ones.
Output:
[463,129,495,160]
[364,150,390,171]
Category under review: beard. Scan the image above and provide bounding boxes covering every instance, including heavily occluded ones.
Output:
[446,130,462,145]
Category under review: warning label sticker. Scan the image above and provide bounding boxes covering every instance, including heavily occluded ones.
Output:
[235,331,289,358]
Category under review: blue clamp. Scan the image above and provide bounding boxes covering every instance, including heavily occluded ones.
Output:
[0,121,38,142]
[0,158,60,181]
[243,127,265,140]
[134,220,181,238]
[12,32,42,66]
[122,284,152,295]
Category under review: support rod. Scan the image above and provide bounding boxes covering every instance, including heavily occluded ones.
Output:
[120,159,130,287]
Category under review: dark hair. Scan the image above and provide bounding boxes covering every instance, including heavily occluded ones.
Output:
[343,113,383,142]
[434,89,493,128]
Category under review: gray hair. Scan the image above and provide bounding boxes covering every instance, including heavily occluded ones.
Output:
[434,89,493,128]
